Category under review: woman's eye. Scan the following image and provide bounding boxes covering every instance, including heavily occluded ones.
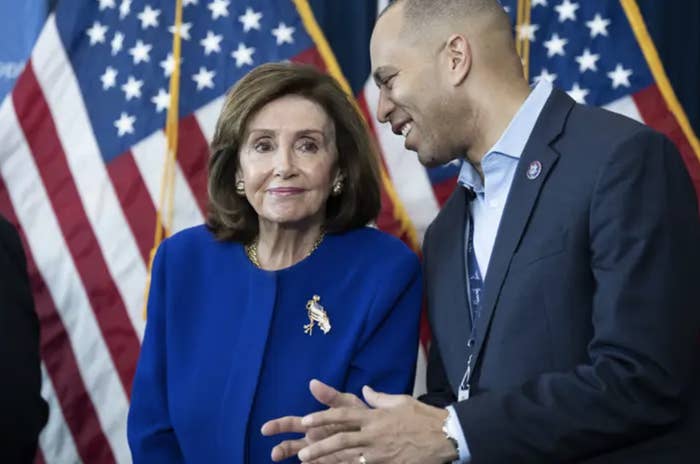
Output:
[297,141,319,153]
[253,141,273,152]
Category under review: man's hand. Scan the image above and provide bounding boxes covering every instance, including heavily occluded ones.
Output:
[261,379,368,462]
[296,385,458,464]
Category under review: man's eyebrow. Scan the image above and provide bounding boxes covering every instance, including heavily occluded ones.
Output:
[372,67,393,87]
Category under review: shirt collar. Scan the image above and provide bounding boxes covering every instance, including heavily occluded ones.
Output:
[458,80,553,191]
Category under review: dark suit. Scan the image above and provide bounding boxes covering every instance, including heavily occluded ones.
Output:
[0,216,48,463]
[421,90,700,462]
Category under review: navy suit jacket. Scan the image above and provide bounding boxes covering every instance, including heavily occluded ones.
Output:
[128,225,422,463]
[0,216,47,463]
[421,89,700,462]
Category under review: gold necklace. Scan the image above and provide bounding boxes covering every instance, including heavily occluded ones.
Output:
[245,231,325,268]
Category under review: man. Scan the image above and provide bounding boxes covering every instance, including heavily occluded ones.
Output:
[263,0,700,462]
[0,215,48,462]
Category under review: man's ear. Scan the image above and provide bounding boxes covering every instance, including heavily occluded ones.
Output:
[444,33,471,86]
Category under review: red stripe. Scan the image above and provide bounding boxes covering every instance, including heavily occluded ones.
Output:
[292,47,326,69]
[177,116,210,215]
[431,177,458,208]
[12,62,140,398]
[107,151,157,264]
[34,449,45,464]
[633,85,700,205]
[0,179,116,464]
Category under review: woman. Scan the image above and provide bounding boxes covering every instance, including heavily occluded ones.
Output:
[127,63,422,463]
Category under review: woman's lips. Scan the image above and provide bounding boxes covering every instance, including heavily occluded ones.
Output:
[267,187,305,196]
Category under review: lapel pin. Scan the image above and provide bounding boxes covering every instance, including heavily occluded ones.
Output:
[526,160,542,180]
[304,295,331,335]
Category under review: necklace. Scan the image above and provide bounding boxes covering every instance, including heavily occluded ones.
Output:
[245,231,325,269]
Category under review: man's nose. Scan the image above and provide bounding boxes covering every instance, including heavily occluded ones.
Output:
[376,89,395,124]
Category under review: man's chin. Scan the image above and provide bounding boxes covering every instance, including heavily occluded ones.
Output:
[416,151,447,168]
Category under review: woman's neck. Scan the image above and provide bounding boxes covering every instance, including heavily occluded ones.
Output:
[254,220,324,271]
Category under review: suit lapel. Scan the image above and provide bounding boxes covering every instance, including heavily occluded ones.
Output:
[429,187,473,390]
[471,89,574,366]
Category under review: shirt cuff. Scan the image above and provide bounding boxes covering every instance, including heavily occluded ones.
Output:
[446,405,471,463]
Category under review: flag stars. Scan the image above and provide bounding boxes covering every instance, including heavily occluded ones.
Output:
[169,22,192,41]
[100,66,118,90]
[111,31,124,55]
[193,67,216,90]
[151,88,170,112]
[232,43,255,67]
[160,53,182,77]
[208,0,230,20]
[137,5,161,29]
[567,83,590,104]
[532,0,548,7]
[575,48,600,73]
[272,22,295,45]
[200,31,223,55]
[239,7,263,32]
[517,23,540,42]
[114,112,136,136]
[98,0,116,10]
[543,33,567,57]
[533,68,557,84]
[86,21,108,46]
[121,75,144,100]
[119,0,132,19]
[586,14,611,38]
[607,64,633,89]
[129,40,152,64]
[554,0,579,22]
[183,0,198,5]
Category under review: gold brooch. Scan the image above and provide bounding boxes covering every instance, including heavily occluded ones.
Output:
[304,295,331,335]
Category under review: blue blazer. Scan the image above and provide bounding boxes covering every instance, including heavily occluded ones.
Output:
[127,226,422,463]
[421,89,700,462]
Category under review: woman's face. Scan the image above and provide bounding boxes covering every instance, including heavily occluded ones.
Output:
[237,94,340,229]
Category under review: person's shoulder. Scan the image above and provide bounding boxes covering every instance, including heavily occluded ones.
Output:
[567,100,660,148]
[333,227,420,268]
[159,224,232,259]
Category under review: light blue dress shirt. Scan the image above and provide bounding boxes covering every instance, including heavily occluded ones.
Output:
[445,80,553,463]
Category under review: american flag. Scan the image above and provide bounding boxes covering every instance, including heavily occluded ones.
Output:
[0,0,698,462]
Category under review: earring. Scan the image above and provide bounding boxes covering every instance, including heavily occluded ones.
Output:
[235,180,245,196]
[332,180,343,196]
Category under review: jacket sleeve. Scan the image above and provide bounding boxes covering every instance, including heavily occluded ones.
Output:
[0,218,48,461]
[127,240,185,463]
[453,130,700,462]
[343,249,423,397]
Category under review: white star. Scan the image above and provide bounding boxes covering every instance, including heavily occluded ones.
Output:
[100,66,118,90]
[129,40,152,64]
[575,48,600,73]
[239,7,263,32]
[532,0,548,6]
[151,88,170,112]
[114,112,136,137]
[200,31,223,55]
[137,5,160,29]
[183,0,198,5]
[231,43,255,67]
[517,23,540,42]
[98,0,116,10]
[86,21,108,46]
[160,53,183,77]
[554,0,579,22]
[503,6,510,13]
[169,22,192,41]
[192,67,216,91]
[533,68,557,84]
[607,64,633,89]
[543,33,568,57]
[272,22,295,45]
[586,14,611,38]
[119,0,132,19]
[208,0,229,20]
[111,31,124,55]
[121,75,144,100]
[567,83,590,104]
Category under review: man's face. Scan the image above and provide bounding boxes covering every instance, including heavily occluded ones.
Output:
[370,6,461,167]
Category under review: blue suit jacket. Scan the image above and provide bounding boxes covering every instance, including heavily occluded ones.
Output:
[421,89,700,462]
[127,226,421,463]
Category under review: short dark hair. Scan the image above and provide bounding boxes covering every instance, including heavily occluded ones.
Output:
[207,62,381,243]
